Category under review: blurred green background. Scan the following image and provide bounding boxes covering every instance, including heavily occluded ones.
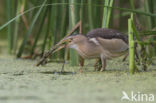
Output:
[0,0,156,67]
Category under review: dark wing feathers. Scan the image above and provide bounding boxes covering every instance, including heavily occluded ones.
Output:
[86,28,128,44]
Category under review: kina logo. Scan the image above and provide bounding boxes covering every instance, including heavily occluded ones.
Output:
[121,91,154,102]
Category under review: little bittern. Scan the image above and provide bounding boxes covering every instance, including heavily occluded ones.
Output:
[37,28,128,71]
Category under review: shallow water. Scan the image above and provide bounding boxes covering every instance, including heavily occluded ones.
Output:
[0,41,156,103]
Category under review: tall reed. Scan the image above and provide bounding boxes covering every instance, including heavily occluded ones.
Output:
[41,4,52,56]
[128,13,135,74]
[13,0,26,53]
[17,0,47,58]
[88,0,94,30]
[6,0,13,53]
[69,0,80,66]
[102,0,114,28]
[30,7,48,56]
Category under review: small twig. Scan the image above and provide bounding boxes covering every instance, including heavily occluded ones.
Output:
[68,20,81,35]
[36,21,82,66]
[36,47,57,66]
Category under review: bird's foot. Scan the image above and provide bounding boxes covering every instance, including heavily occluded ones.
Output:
[94,66,98,71]
[100,68,105,72]
[79,67,83,73]
[94,64,102,71]
[80,69,83,73]
[94,67,101,71]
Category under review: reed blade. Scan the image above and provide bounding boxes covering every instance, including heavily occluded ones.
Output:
[17,0,47,58]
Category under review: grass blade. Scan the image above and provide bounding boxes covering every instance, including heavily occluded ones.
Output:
[17,0,47,58]
[41,6,51,56]
[13,0,26,53]
[30,7,49,55]
[6,0,13,53]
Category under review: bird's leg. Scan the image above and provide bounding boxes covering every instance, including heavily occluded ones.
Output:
[94,58,102,71]
[94,59,99,71]
[100,55,106,72]
[61,60,66,73]
[79,56,84,72]
[122,52,129,62]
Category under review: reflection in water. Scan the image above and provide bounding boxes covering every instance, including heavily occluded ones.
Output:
[40,71,76,75]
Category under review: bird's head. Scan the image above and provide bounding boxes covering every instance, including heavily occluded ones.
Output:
[36,34,86,66]
[57,34,87,48]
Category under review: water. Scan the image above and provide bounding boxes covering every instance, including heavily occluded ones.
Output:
[0,40,156,103]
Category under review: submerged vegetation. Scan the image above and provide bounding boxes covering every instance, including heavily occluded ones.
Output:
[0,43,155,102]
[0,0,156,74]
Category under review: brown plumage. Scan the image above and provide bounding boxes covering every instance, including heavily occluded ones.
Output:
[63,28,129,71]
[37,28,129,72]
[87,28,128,44]
[85,28,128,59]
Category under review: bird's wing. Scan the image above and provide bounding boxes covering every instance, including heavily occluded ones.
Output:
[97,37,128,53]
[87,28,128,44]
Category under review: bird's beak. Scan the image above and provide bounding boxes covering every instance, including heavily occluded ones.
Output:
[52,36,73,53]
[56,36,73,46]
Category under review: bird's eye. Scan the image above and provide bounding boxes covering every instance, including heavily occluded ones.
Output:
[69,38,73,42]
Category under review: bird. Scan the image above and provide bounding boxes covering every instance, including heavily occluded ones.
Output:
[56,28,128,71]
[37,28,128,72]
